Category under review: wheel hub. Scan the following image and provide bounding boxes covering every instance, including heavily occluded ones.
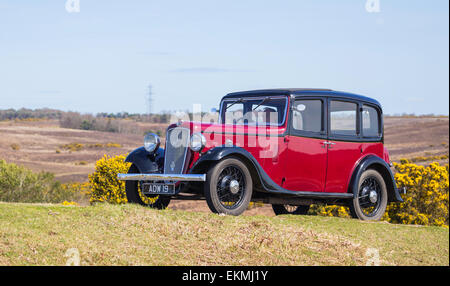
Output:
[229,180,240,194]
[220,176,240,194]
[369,190,378,203]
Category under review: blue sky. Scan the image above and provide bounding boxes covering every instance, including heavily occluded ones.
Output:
[0,0,448,115]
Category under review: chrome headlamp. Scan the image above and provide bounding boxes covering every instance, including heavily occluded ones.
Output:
[144,133,160,153]
[190,133,206,152]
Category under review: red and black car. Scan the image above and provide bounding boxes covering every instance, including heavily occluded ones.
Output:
[118,89,404,220]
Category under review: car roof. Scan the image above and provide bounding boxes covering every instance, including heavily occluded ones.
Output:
[223,88,381,107]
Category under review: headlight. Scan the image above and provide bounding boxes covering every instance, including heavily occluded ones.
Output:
[190,133,206,152]
[144,133,160,153]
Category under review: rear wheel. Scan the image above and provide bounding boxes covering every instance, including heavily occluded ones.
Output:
[204,157,253,216]
[349,169,387,220]
[125,164,170,209]
[272,204,310,215]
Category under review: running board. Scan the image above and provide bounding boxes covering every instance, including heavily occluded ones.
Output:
[118,173,206,182]
[264,188,354,199]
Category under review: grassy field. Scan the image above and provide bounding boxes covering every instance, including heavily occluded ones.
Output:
[0,202,448,266]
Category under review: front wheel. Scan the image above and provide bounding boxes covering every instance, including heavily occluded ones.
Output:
[125,164,170,209]
[272,204,310,215]
[349,169,387,221]
[204,157,253,216]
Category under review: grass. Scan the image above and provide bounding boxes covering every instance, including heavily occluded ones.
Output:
[0,202,448,266]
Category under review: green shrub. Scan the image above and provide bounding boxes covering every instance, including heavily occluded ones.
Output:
[0,160,79,203]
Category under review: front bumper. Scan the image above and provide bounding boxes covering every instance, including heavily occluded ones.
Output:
[117,173,206,182]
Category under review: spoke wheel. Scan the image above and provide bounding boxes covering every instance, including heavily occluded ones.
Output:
[358,177,382,217]
[216,166,247,210]
[204,157,253,216]
[349,169,387,221]
[125,164,170,209]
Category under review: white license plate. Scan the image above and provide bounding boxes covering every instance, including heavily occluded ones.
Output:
[143,183,176,195]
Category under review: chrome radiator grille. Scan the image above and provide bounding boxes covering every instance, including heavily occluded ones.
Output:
[164,127,190,174]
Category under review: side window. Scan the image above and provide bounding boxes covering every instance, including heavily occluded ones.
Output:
[330,101,357,136]
[362,105,380,137]
[292,100,322,133]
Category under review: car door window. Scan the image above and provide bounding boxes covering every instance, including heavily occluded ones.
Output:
[362,105,380,137]
[292,99,323,133]
[330,101,357,136]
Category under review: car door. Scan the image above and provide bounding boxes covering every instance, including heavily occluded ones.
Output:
[283,97,328,192]
[325,99,362,193]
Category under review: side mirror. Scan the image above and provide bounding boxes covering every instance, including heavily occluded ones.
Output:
[210,108,218,113]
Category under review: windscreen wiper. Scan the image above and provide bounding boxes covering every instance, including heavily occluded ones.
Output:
[252,97,271,111]
[226,98,245,109]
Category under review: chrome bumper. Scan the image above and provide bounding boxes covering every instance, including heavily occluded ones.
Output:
[117,173,206,182]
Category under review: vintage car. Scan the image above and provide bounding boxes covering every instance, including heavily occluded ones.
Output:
[118,89,404,220]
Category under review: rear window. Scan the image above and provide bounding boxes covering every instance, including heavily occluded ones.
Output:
[362,105,380,137]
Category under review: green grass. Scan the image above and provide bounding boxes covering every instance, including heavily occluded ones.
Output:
[0,202,448,266]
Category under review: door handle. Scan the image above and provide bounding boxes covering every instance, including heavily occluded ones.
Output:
[322,141,336,148]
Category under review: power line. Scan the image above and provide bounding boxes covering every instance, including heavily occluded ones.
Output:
[146,84,153,116]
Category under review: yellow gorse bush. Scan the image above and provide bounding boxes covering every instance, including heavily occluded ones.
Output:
[310,161,449,227]
[309,205,351,218]
[62,200,78,206]
[383,162,449,227]
[89,154,131,204]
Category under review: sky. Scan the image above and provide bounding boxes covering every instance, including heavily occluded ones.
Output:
[0,0,448,115]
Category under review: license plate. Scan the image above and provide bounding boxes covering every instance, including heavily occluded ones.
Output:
[142,183,176,195]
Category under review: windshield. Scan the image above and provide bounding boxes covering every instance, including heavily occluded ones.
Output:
[220,96,288,126]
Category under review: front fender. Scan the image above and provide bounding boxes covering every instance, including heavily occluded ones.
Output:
[125,146,164,173]
[190,146,266,188]
[349,155,403,202]
[191,146,257,172]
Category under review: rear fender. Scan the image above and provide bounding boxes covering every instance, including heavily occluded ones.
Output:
[348,155,403,202]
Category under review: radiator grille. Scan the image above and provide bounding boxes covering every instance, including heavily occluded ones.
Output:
[164,127,190,174]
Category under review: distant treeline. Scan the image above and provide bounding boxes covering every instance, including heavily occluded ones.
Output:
[0,108,63,121]
[385,113,449,118]
[0,108,171,135]
[0,108,170,122]
[1,108,447,135]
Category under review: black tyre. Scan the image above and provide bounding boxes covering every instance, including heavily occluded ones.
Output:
[204,157,253,216]
[349,169,387,221]
[272,204,310,215]
[125,164,170,209]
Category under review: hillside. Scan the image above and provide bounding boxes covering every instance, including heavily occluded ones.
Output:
[0,202,448,266]
[0,117,448,184]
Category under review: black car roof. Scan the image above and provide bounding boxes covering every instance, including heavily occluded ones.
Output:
[223,88,381,107]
